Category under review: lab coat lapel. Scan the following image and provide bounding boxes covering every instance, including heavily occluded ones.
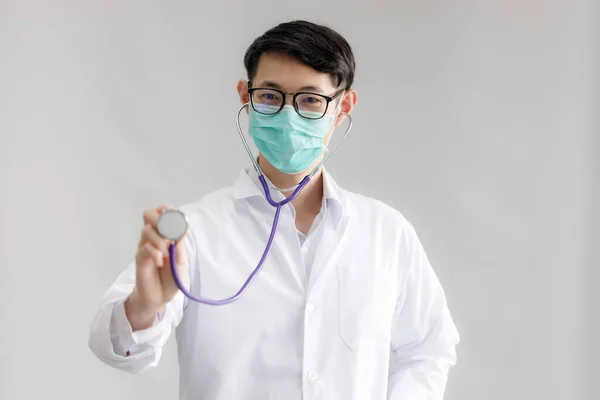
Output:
[306,212,351,296]
[305,170,353,295]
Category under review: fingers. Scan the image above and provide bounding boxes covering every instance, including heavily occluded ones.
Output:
[139,242,164,267]
[143,204,174,227]
[156,204,175,214]
[140,224,170,256]
[137,204,184,272]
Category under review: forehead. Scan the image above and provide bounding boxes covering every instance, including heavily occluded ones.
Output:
[253,52,336,94]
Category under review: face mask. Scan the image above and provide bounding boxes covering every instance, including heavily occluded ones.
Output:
[248,105,337,174]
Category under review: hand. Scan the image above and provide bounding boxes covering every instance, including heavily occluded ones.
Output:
[125,204,188,331]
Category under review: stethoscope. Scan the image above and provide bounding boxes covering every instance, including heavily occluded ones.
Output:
[155,102,352,305]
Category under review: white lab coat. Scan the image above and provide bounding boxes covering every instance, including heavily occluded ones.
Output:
[88,167,460,400]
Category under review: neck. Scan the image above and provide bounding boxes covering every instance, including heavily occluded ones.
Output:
[258,156,324,214]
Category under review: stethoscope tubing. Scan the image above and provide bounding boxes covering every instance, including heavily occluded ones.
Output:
[168,175,310,305]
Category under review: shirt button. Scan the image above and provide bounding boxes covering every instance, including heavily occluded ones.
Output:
[306,303,316,313]
[308,370,319,381]
[302,246,309,254]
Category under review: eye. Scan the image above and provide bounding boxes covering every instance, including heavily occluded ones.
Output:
[302,96,322,104]
[259,92,282,102]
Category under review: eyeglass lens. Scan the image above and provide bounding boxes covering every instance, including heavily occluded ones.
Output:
[251,89,330,119]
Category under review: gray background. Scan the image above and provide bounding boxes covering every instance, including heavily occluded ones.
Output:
[0,0,598,399]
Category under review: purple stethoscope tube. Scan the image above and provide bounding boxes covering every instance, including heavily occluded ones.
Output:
[167,174,310,306]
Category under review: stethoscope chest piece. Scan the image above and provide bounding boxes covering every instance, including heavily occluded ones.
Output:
[157,209,189,242]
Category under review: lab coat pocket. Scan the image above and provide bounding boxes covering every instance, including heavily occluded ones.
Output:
[336,264,391,355]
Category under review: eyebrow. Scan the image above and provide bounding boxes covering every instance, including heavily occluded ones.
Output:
[257,80,326,94]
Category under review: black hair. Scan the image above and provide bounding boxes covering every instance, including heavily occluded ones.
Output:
[243,20,355,90]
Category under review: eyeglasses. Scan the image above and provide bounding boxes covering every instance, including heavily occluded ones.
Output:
[248,87,345,120]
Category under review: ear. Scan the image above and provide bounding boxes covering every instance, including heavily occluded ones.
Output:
[334,89,358,127]
[323,89,358,148]
[237,80,250,105]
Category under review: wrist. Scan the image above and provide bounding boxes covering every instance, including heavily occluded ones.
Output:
[125,290,162,331]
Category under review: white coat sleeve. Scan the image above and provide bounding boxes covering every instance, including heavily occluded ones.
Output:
[387,226,460,399]
[87,234,194,374]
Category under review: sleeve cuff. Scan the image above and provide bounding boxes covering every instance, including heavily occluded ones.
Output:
[109,299,170,356]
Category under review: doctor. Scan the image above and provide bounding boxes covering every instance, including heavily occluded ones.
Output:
[88,20,460,400]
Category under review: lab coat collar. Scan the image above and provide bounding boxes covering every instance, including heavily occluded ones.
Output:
[232,166,350,218]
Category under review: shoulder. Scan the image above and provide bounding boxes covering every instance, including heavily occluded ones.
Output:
[341,187,415,232]
[176,186,236,220]
[337,187,429,283]
[337,186,426,260]
[173,186,238,254]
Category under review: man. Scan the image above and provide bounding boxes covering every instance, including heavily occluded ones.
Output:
[88,20,460,400]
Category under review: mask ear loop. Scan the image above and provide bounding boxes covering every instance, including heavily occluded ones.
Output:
[235,101,353,191]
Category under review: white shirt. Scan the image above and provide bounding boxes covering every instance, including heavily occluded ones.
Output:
[88,167,460,400]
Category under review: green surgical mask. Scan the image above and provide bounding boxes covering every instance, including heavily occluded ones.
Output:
[249,105,335,174]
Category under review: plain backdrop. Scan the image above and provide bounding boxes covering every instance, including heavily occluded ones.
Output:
[0,1,598,399]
